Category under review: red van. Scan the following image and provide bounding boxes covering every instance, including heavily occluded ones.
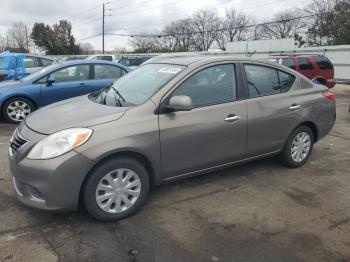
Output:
[268,55,335,88]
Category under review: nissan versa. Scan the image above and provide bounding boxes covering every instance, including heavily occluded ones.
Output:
[8,56,336,222]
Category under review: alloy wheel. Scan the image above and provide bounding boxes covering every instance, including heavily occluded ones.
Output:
[7,101,31,122]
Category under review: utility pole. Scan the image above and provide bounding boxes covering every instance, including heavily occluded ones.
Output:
[25,25,29,52]
[102,2,111,54]
[102,3,105,54]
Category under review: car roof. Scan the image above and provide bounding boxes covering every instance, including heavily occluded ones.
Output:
[57,59,130,71]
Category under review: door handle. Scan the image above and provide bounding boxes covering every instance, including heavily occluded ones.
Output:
[289,104,301,110]
[224,114,240,122]
[79,83,88,87]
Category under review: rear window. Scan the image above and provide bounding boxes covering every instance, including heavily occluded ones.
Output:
[281,58,296,70]
[314,56,333,70]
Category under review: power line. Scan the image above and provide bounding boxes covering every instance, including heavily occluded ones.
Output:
[78,13,317,41]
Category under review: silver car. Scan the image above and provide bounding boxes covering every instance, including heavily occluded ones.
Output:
[8,56,336,221]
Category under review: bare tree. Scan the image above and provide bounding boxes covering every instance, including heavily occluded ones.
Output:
[7,22,31,52]
[260,9,306,39]
[216,8,253,50]
[129,34,156,53]
[191,9,221,51]
[164,19,194,51]
[305,0,336,45]
[0,35,7,52]
[79,42,94,54]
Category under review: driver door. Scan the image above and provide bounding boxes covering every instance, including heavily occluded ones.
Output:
[159,63,247,179]
[41,64,91,105]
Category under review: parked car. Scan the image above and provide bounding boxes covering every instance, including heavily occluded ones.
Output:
[0,52,55,81]
[86,54,117,61]
[267,54,335,88]
[117,56,151,69]
[0,60,130,123]
[9,56,336,221]
[58,55,88,62]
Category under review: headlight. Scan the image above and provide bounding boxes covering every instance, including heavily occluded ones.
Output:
[27,128,92,160]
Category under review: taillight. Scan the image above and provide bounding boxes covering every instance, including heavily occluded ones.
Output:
[322,92,336,102]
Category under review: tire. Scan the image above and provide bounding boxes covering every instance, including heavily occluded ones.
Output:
[280,126,314,168]
[83,157,150,222]
[2,97,35,124]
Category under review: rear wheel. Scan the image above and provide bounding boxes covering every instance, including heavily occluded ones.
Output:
[2,97,35,124]
[83,157,150,222]
[280,126,314,168]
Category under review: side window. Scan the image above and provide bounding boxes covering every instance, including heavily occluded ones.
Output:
[281,58,296,70]
[50,65,89,83]
[41,58,53,66]
[314,56,333,70]
[298,58,313,70]
[244,64,295,98]
[101,56,113,61]
[173,64,236,108]
[94,65,124,79]
[24,56,40,68]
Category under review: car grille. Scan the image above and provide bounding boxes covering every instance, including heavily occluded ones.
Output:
[10,129,28,153]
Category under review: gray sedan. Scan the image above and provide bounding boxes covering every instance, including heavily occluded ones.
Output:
[8,56,336,221]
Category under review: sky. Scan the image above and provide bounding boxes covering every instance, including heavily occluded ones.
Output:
[0,0,308,52]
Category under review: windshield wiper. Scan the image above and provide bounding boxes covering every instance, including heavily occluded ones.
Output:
[110,86,126,107]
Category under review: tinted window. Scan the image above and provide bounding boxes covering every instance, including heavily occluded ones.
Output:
[24,56,40,68]
[41,58,53,66]
[314,56,333,70]
[244,64,294,97]
[173,64,236,108]
[51,65,89,83]
[298,58,313,70]
[281,58,296,70]
[94,64,125,79]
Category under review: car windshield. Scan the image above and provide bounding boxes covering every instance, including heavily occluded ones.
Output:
[94,63,185,107]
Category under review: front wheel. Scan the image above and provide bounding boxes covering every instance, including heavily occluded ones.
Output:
[2,97,35,124]
[280,126,314,168]
[83,157,150,222]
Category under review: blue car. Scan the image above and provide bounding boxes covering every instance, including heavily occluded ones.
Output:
[0,60,130,123]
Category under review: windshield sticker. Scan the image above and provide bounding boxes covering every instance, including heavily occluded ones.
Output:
[158,67,182,74]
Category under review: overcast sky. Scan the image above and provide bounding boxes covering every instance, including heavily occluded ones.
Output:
[0,0,308,51]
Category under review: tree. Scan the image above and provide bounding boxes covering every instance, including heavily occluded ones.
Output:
[129,34,156,53]
[332,0,350,45]
[260,9,306,39]
[31,20,81,55]
[191,9,221,51]
[7,22,30,52]
[305,0,336,45]
[216,8,253,50]
[79,42,94,54]
[164,19,194,51]
[0,35,7,52]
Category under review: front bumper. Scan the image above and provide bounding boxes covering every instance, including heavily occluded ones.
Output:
[8,125,95,211]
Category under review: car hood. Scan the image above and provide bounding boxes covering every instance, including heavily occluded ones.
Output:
[0,79,22,89]
[25,95,128,135]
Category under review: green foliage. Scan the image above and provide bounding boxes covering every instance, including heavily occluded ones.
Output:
[332,0,350,45]
[31,20,81,55]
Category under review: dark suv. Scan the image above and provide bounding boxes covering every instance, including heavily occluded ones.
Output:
[268,55,335,88]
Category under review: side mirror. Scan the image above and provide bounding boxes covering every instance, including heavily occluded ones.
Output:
[47,74,55,85]
[165,95,193,112]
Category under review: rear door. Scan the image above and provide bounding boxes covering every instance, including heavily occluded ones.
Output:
[90,64,127,92]
[243,63,303,157]
[296,57,315,80]
[41,64,91,105]
[159,63,247,179]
